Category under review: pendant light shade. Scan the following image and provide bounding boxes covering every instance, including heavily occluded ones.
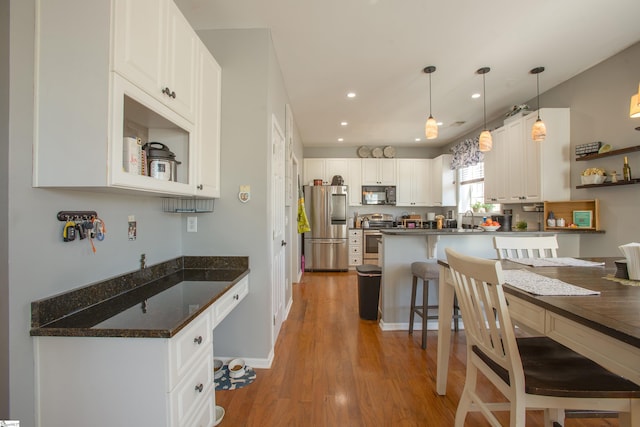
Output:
[477,67,492,152]
[630,83,640,118]
[531,67,546,142]
[424,66,438,139]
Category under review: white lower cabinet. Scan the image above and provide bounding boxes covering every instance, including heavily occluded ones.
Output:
[348,229,363,267]
[34,275,249,427]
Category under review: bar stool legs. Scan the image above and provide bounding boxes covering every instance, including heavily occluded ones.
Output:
[409,261,461,349]
[409,273,439,349]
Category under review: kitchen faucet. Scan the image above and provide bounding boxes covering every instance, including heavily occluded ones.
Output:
[464,210,476,229]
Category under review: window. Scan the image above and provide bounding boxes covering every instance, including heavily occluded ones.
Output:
[458,162,498,213]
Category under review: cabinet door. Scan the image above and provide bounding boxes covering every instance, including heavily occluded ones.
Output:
[304,159,325,185]
[505,119,526,201]
[484,127,508,203]
[195,43,221,197]
[431,155,455,206]
[361,159,380,184]
[379,159,397,185]
[395,159,414,206]
[523,113,542,201]
[325,159,349,185]
[412,160,431,206]
[164,1,198,122]
[113,0,166,102]
[347,159,362,206]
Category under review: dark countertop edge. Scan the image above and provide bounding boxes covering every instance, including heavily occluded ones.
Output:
[31,269,249,339]
[381,229,604,235]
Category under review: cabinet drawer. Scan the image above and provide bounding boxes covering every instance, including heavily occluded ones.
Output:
[170,352,213,427]
[213,276,249,327]
[349,245,362,255]
[349,229,362,237]
[169,309,211,386]
[349,236,362,245]
[183,390,215,427]
[349,255,363,266]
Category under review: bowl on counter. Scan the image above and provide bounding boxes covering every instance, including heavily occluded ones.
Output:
[214,405,225,426]
[228,358,246,378]
[479,225,501,232]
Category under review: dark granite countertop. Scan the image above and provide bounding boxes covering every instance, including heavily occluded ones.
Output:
[380,228,604,236]
[30,256,249,338]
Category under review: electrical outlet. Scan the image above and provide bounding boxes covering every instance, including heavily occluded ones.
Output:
[187,216,197,233]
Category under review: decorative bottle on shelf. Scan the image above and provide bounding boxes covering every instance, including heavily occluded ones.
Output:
[623,156,632,181]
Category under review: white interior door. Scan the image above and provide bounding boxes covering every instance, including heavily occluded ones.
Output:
[271,115,286,344]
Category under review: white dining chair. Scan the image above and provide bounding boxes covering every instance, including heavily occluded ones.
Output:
[493,235,558,259]
[445,248,640,427]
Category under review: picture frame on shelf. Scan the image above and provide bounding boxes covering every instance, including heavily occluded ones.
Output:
[573,210,593,228]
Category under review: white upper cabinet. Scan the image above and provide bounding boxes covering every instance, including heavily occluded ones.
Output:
[194,41,222,198]
[362,159,396,185]
[113,0,197,123]
[484,108,570,203]
[430,155,456,206]
[396,159,430,207]
[347,159,362,206]
[34,0,220,197]
[303,159,349,186]
[483,127,508,203]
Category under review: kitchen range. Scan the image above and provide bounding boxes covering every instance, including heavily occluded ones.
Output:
[360,213,395,265]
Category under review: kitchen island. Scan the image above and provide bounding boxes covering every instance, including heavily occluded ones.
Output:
[378,229,584,330]
[31,256,249,427]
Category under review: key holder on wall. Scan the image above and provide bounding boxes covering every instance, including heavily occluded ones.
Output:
[57,211,105,252]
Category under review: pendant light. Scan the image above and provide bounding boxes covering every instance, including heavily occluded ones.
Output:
[530,66,547,142]
[630,82,640,118]
[477,67,492,152]
[424,66,438,139]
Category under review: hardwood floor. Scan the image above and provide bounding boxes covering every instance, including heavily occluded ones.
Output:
[216,271,618,426]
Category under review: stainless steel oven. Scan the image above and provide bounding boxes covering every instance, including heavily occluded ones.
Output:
[363,229,382,265]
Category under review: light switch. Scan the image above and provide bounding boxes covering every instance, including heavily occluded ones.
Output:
[187,216,197,232]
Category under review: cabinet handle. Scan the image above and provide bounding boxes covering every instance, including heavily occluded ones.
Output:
[234,294,239,300]
[162,87,177,99]
[197,184,203,190]
[194,336,203,345]
[195,383,204,393]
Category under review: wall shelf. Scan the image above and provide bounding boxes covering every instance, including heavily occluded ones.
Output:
[543,200,601,231]
[575,145,640,161]
[576,178,640,189]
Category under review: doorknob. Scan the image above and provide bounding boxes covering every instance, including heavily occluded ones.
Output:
[281,240,287,246]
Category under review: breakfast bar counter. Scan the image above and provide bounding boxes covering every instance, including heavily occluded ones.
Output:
[378,230,581,329]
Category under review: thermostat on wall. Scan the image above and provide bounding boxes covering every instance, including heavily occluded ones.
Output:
[239,185,250,203]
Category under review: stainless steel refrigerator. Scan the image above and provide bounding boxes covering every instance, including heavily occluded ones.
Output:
[303,185,348,271]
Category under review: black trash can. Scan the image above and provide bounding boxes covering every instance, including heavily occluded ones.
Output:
[356,264,382,320]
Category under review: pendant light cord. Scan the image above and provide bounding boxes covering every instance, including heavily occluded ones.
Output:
[536,72,541,119]
[482,73,487,129]
[428,72,433,116]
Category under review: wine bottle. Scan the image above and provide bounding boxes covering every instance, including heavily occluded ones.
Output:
[623,156,632,181]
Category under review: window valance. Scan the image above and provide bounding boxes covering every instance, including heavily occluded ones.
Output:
[450,136,484,169]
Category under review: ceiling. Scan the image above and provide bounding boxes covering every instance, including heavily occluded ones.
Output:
[175,0,640,148]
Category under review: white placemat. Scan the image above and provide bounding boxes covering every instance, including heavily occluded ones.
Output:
[507,257,605,268]
[502,269,600,296]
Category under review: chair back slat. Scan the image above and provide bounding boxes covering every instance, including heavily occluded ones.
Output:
[446,248,524,385]
[493,235,559,260]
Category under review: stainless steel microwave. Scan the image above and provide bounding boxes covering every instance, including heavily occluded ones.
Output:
[361,185,396,205]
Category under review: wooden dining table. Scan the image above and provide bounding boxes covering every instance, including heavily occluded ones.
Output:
[435,257,640,395]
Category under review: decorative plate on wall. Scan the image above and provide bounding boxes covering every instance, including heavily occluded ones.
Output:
[383,146,396,158]
[357,146,371,158]
[372,147,383,158]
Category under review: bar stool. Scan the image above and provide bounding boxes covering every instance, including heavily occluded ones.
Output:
[409,261,460,349]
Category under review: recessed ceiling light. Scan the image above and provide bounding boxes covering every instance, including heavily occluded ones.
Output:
[340,121,348,126]
[347,92,356,98]
[472,93,481,99]
[437,121,443,126]
[415,138,421,142]
[337,138,344,142]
